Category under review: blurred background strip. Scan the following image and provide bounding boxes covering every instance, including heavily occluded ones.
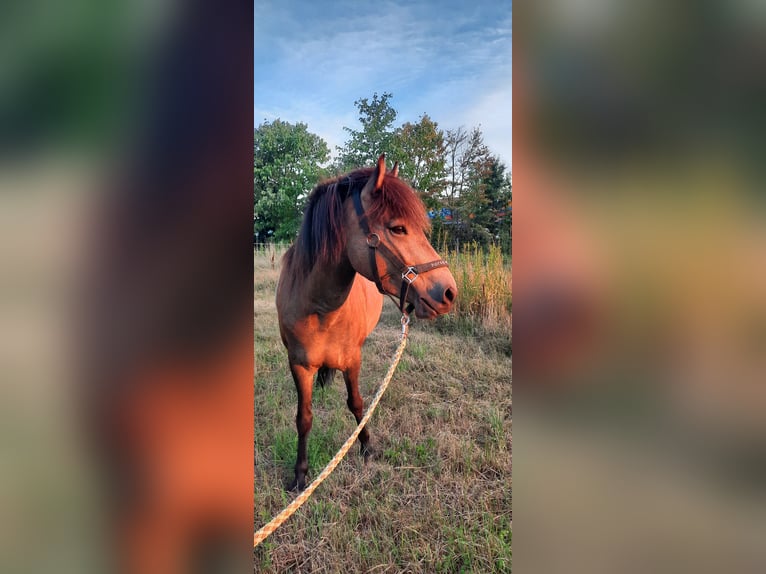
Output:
[514,1,766,573]
[0,1,254,573]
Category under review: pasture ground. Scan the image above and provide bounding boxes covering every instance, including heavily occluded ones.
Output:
[254,248,512,573]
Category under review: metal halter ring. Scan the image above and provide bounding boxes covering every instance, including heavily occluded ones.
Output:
[366,233,380,247]
[402,267,419,284]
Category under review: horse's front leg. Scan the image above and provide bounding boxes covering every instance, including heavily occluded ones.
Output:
[288,362,315,491]
[343,361,372,460]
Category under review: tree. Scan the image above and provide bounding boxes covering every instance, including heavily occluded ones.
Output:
[390,114,446,209]
[482,156,512,253]
[253,119,329,242]
[336,92,398,170]
[440,126,494,248]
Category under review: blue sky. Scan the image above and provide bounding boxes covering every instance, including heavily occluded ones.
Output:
[254,0,512,168]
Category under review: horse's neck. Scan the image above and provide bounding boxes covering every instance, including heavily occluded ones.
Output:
[304,257,357,314]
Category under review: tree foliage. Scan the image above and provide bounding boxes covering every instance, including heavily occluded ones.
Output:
[335,92,398,171]
[438,127,495,247]
[391,114,446,209]
[482,156,513,253]
[253,119,329,242]
[253,94,512,254]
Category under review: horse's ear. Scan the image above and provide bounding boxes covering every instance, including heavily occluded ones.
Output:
[362,154,387,195]
[391,161,399,178]
[374,153,386,191]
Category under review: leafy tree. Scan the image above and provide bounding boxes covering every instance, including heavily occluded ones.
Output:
[391,114,446,209]
[336,92,398,170]
[441,126,494,248]
[306,92,512,254]
[253,119,329,242]
[482,156,512,253]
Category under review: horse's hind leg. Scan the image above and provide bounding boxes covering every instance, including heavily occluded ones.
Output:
[288,362,315,491]
[343,362,372,460]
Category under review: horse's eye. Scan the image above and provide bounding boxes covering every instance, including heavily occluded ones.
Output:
[390,225,407,236]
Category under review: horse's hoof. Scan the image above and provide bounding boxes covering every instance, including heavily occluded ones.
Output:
[287,477,306,492]
[361,445,374,463]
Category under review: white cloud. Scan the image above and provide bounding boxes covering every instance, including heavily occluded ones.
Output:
[461,81,513,168]
[255,1,512,168]
[254,103,355,162]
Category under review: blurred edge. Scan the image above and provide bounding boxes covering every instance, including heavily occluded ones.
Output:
[514,1,766,573]
[0,1,254,573]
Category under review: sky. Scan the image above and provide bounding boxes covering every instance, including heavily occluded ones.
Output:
[254,0,512,168]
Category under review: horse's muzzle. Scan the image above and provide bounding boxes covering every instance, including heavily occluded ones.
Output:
[414,279,457,318]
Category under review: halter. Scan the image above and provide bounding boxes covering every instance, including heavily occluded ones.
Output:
[351,185,448,316]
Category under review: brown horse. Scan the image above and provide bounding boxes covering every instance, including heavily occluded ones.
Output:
[276,154,457,491]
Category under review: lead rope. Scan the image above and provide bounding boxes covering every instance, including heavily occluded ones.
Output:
[254,314,410,548]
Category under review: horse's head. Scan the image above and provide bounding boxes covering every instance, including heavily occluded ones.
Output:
[345,154,457,319]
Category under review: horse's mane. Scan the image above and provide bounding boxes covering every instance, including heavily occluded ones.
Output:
[291,166,430,275]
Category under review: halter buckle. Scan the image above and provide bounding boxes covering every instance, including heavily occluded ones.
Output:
[402,267,419,284]
[366,233,380,247]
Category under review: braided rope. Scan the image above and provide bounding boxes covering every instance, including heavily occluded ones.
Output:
[254,317,410,548]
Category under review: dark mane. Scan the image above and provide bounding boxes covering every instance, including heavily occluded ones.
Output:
[292,166,430,275]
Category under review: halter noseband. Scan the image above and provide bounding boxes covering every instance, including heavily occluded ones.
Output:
[351,185,448,316]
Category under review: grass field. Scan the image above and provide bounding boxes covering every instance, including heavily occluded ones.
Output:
[254,245,512,573]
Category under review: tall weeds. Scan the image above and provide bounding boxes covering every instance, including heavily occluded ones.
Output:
[440,242,512,336]
[254,241,289,260]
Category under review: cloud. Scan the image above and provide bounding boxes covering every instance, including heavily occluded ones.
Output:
[254,102,355,160]
[254,1,512,166]
[461,81,513,168]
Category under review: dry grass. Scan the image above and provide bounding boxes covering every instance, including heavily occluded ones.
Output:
[425,243,512,357]
[254,247,511,573]
[446,243,512,331]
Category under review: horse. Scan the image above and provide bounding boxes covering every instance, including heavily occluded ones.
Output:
[276,154,458,491]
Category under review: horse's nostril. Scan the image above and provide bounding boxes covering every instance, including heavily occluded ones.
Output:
[444,287,456,303]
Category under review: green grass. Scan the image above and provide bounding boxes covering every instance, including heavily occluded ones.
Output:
[254,247,511,573]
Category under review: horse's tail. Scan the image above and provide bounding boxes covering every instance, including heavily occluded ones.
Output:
[316,367,336,389]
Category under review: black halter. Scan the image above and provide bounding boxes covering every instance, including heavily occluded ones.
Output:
[351,185,448,316]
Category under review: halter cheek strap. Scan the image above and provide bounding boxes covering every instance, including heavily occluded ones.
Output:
[351,187,448,316]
